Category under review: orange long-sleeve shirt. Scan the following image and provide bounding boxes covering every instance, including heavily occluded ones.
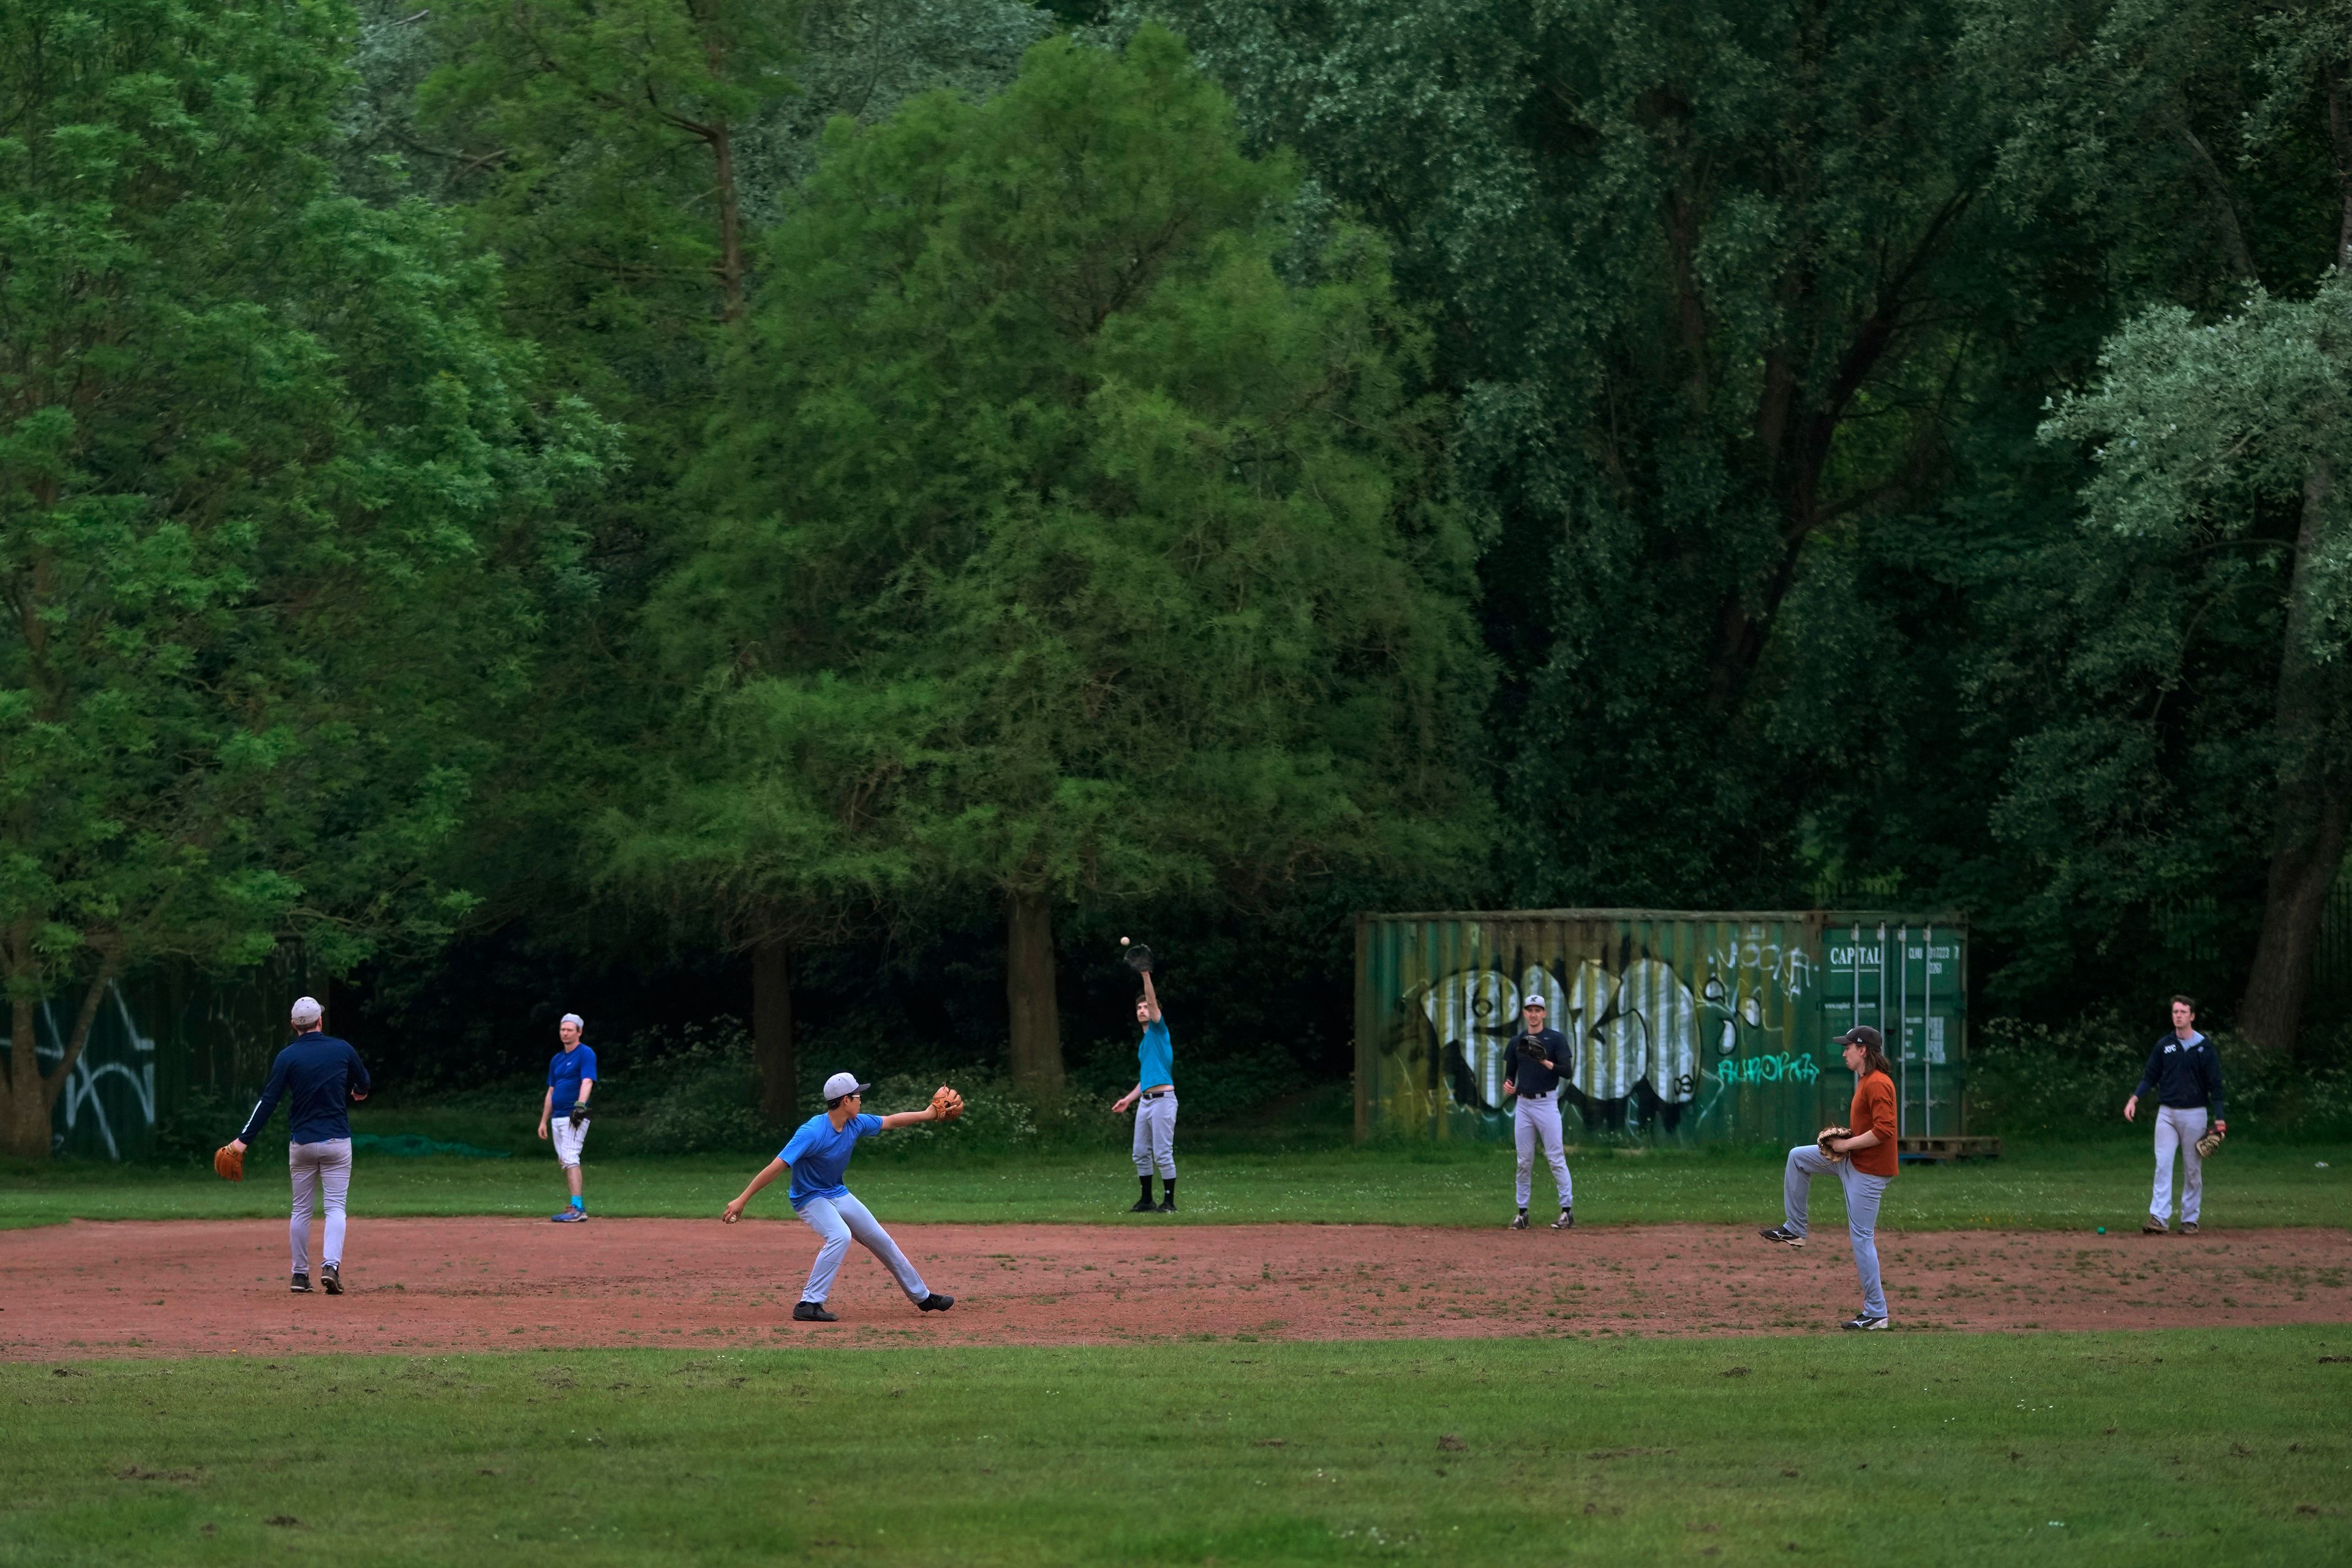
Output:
[1847,1070,1899,1178]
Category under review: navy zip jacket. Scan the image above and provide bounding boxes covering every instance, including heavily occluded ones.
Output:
[237,1032,371,1145]
[2133,1030,2224,1121]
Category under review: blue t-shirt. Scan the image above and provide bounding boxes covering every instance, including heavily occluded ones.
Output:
[547,1044,598,1114]
[780,1112,884,1208]
[1137,1018,1174,1090]
[238,1033,371,1145]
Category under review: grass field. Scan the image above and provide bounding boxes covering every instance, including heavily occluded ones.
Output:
[4,1139,2345,1232]
[4,1329,2345,1565]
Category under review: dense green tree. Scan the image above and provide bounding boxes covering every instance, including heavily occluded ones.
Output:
[1129,0,2040,907]
[1966,0,2352,1044]
[649,29,1491,1095]
[0,0,606,1157]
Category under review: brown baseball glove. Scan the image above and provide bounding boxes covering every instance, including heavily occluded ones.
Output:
[1817,1126,1851,1162]
[2195,1125,2225,1158]
[213,1144,244,1182]
[929,1085,965,1121]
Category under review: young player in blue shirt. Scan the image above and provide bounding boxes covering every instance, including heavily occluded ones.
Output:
[1112,965,1176,1212]
[721,1072,962,1322]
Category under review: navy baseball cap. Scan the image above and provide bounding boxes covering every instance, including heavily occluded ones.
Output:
[1832,1025,1883,1050]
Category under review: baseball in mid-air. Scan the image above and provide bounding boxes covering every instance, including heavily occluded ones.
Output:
[1120,936,1131,946]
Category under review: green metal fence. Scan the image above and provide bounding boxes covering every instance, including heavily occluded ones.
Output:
[1354,910,1967,1147]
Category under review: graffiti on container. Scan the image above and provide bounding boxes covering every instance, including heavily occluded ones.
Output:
[1716,1051,1821,1086]
[23,981,156,1159]
[1417,946,1819,1125]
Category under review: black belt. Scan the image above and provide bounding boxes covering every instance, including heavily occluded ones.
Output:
[1141,1088,1174,1100]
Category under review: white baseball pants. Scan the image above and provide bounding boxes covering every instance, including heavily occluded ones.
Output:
[1782,1144,1890,1320]
[552,1115,589,1169]
[796,1191,929,1305]
[2150,1105,2209,1225]
[288,1137,352,1275]
[1132,1092,1177,1180]
[1513,1093,1572,1210]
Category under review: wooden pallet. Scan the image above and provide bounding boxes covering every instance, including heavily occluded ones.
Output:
[1896,1135,2002,1162]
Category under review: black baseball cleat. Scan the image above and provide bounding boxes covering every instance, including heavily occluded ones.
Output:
[1129,1196,1158,1213]
[1509,1213,1529,1230]
[918,1294,956,1313]
[1550,1208,1575,1231]
[792,1301,838,1322]
[1842,1314,1890,1331]
[1759,1224,1804,1248]
[290,1273,312,1294]
[320,1263,342,1295]
[1156,1197,1177,1213]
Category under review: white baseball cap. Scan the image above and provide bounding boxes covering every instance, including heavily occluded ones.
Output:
[822,1072,870,1102]
[290,996,323,1028]
[560,1013,584,1030]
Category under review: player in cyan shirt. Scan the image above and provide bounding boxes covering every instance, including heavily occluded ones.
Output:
[722,1071,959,1322]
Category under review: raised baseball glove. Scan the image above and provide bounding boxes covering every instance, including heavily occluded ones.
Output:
[2195,1124,2225,1158]
[930,1085,965,1121]
[1516,1034,1551,1064]
[213,1144,244,1182]
[1816,1126,1851,1163]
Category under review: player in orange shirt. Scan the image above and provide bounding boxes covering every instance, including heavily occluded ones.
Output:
[1758,1025,1899,1330]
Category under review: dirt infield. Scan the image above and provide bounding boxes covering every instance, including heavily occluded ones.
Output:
[2,1218,2346,1359]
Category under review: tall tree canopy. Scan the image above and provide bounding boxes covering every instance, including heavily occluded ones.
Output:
[0,0,605,1156]
[641,29,1491,1095]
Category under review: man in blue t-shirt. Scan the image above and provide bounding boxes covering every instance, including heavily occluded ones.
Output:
[722,1071,961,1322]
[537,1013,597,1222]
[1112,967,1176,1212]
[223,995,371,1294]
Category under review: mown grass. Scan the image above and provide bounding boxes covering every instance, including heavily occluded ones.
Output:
[2,1329,2345,1566]
[2,1138,2345,1232]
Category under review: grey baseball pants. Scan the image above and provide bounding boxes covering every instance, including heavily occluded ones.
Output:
[1513,1092,1572,1210]
[796,1191,929,1305]
[288,1137,353,1275]
[1782,1144,1890,1319]
[1132,1091,1177,1180]
[2150,1105,2209,1225]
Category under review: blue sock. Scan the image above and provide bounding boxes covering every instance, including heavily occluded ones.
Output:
[571,1196,584,1211]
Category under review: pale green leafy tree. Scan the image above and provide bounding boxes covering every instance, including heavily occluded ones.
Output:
[0,0,608,1157]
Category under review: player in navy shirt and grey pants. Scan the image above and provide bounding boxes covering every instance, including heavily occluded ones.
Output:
[2125,994,2226,1234]
[722,1071,959,1322]
[225,996,371,1294]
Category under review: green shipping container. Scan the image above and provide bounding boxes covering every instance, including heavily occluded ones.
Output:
[1354,910,1967,1147]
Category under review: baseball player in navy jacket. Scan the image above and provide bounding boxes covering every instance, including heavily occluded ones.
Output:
[225,997,372,1293]
[2124,995,2226,1235]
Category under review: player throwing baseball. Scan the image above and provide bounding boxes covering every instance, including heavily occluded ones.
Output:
[1759,1024,1899,1330]
[218,997,371,1295]
[722,1071,961,1322]
[1503,998,1574,1230]
[537,1012,595,1222]
[1111,959,1176,1213]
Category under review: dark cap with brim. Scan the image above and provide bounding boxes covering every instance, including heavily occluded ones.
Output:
[1832,1025,1883,1050]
